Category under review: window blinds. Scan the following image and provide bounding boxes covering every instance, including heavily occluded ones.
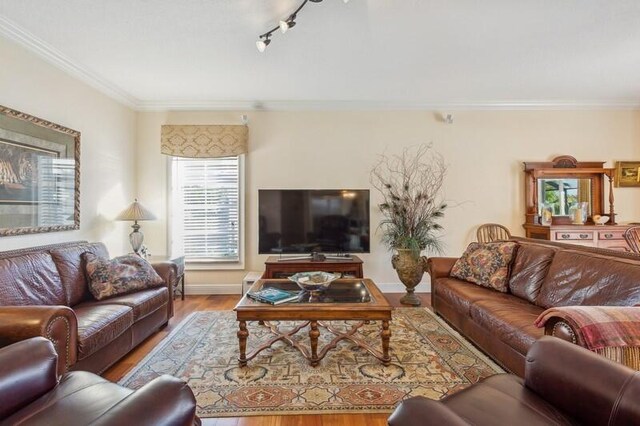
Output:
[172,157,240,261]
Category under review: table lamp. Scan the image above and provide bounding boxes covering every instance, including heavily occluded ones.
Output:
[116,199,157,254]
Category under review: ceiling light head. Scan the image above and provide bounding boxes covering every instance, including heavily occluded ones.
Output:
[280,15,297,34]
[256,36,271,52]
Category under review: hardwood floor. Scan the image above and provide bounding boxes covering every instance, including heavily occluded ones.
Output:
[103,293,432,426]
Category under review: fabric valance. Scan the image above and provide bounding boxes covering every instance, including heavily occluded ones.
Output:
[161,125,248,158]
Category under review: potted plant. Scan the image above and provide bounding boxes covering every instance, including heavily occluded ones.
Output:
[370,144,447,306]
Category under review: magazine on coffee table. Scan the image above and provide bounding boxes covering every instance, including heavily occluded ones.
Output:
[247,287,300,305]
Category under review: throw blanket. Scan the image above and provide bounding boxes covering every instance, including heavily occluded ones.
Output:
[535,306,640,370]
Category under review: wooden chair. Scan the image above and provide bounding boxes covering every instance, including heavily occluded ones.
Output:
[624,226,640,254]
[477,223,511,243]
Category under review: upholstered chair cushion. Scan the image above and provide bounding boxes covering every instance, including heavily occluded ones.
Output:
[84,253,164,301]
[451,242,518,293]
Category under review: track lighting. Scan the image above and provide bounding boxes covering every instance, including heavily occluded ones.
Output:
[256,36,271,53]
[256,0,348,52]
[279,16,296,34]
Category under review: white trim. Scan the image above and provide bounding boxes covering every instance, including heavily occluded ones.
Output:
[135,99,640,112]
[376,282,431,293]
[184,282,430,295]
[0,16,137,109]
[185,283,242,295]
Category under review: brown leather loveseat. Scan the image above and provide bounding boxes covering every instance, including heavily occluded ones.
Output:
[428,238,640,376]
[388,336,640,425]
[0,241,177,375]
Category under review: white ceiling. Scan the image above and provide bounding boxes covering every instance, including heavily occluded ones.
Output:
[1,0,640,110]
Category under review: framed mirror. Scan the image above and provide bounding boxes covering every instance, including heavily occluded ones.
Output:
[538,178,592,216]
[0,105,80,236]
[524,155,615,226]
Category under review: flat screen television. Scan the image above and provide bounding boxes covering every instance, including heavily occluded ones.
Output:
[258,189,370,254]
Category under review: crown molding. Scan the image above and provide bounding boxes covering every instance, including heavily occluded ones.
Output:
[136,99,640,112]
[0,16,138,109]
[2,17,638,112]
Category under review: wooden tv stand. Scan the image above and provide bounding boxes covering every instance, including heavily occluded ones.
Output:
[263,255,364,279]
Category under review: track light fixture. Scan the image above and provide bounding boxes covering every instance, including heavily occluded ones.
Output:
[256,35,271,53]
[256,0,348,52]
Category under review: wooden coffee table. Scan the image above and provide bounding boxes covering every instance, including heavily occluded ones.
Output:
[233,278,393,367]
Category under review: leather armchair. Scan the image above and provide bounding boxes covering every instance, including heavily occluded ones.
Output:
[388,336,640,426]
[0,337,200,426]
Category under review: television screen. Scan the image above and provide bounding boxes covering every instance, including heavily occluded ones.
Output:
[258,189,370,254]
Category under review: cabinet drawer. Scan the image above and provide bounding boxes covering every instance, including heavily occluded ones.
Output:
[597,230,625,240]
[554,231,594,241]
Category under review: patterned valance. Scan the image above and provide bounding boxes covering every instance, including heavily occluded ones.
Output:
[161,125,248,158]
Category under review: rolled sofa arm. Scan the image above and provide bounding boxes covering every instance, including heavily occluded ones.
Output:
[0,337,59,419]
[0,306,77,375]
[151,261,177,318]
[535,306,640,370]
[525,336,640,426]
[92,375,199,426]
[388,396,469,426]
[543,317,582,345]
[425,257,458,280]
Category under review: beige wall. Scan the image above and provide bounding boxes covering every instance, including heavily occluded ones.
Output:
[0,37,137,254]
[137,110,640,292]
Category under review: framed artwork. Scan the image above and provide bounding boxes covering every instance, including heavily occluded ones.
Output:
[615,161,640,188]
[0,105,80,236]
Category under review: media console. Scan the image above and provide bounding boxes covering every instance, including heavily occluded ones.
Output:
[263,255,364,279]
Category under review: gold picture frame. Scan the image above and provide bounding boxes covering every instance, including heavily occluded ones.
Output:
[0,105,80,236]
[615,161,640,188]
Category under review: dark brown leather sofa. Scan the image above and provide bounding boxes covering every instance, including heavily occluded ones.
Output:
[0,241,177,375]
[0,337,200,426]
[388,336,640,426]
[428,238,640,376]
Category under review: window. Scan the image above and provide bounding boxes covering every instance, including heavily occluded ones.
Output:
[170,156,242,265]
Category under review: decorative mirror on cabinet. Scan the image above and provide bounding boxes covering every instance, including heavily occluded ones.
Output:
[522,155,631,252]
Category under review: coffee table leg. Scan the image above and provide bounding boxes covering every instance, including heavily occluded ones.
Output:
[309,320,320,366]
[238,320,248,367]
[381,320,391,366]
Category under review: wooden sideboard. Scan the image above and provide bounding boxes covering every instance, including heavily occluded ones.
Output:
[523,224,631,251]
[263,255,364,279]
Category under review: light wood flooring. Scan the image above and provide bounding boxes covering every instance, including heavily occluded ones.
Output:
[103,293,431,426]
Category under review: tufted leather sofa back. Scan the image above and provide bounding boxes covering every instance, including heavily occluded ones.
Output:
[0,241,108,307]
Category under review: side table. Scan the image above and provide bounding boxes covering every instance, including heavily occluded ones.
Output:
[149,255,185,300]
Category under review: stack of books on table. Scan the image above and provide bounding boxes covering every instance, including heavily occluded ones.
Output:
[247,288,300,305]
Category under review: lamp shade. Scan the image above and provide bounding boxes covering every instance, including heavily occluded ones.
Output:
[116,199,156,222]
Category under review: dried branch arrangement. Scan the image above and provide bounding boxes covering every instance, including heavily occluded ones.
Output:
[370,144,447,254]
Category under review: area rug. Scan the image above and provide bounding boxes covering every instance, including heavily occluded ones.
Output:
[119,308,503,417]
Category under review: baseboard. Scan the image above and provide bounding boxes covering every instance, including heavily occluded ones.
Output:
[376,282,431,293]
[185,282,430,295]
[185,284,242,295]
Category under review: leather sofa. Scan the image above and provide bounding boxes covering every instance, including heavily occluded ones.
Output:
[388,336,640,426]
[0,337,200,426]
[428,237,640,376]
[0,241,177,375]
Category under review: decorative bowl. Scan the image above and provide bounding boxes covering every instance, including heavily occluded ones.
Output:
[288,271,340,292]
[594,215,610,225]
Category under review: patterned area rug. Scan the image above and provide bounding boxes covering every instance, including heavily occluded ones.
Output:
[120,308,503,417]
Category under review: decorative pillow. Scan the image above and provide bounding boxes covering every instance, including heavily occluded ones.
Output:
[84,253,164,300]
[450,242,518,293]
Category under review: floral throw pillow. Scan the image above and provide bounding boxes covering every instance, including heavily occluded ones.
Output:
[84,253,164,300]
[450,242,518,293]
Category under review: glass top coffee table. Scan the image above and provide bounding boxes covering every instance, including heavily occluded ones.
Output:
[234,278,393,367]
